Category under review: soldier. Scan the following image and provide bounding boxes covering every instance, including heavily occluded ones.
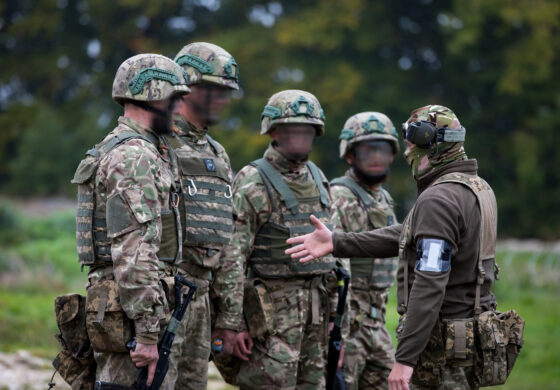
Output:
[223,90,345,389]
[330,112,399,389]
[158,42,240,389]
[71,54,190,387]
[287,105,500,390]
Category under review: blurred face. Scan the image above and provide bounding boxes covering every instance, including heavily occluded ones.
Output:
[181,82,232,126]
[149,96,179,135]
[346,140,394,176]
[269,124,317,162]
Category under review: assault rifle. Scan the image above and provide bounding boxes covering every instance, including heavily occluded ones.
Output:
[326,266,350,390]
[94,274,197,390]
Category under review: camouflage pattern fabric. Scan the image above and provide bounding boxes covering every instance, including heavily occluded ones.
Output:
[236,279,330,389]
[112,53,190,105]
[330,169,397,390]
[260,90,326,135]
[409,366,476,390]
[79,116,177,385]
[174,42,239,89]
[86,116,173,344]
[220,145,348,388]
[338,111,399,158]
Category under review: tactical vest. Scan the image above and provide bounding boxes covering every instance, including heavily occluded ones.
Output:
[330,176,398,290]
[248,158,336,279]
[162,134,233,269]
[72,130,179,266]
[399,172,497,312]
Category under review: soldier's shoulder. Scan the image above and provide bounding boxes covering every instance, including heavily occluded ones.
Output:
[234,164,264,186]
[329,180,358,201]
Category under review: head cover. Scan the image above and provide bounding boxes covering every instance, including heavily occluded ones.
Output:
[112,54,190,106]
[261,90,325,135]
[403,105,468,180]
[174,42,239,90]
[339,112,399,158]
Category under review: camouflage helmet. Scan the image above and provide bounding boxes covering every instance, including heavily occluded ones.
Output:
[261,90,326,136]
[174,42,239,90]
[112,53,190,106]
[339,112,399,158]
[403,105,465,147]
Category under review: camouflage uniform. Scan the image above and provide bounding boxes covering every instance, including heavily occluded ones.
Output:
[330,112,399,390]
[161,42,240,390]
[71,54,190,388]
[220,90,346,389]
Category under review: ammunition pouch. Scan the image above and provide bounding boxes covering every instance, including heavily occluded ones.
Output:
[85,278,133,353]
[243,279,276,342]
[53,293,96,390]
[474,310,524,387]
[397,310,524,387]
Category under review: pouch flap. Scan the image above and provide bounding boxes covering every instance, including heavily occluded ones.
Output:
[71,157,98,184]
[86,279,123,313]
[55,294,84,325]
[178,156,230,182]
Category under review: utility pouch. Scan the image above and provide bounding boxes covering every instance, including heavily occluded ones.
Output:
[53,293,95,390]
[243,280,276,342]
[85,279,133,353]
[411,321,446,387]
[475,310,524,386]
[442,318,476,366]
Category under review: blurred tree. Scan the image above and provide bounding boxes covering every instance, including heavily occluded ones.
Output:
[0,0,558,237]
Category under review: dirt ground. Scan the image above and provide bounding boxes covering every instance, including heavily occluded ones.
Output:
[0,351,232,390]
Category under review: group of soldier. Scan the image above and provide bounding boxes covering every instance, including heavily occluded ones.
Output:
[65,40,503,390]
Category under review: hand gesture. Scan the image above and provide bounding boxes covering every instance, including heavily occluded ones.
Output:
[285,215,334,262]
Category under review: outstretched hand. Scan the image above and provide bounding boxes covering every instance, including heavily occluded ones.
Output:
[285,215,334,262]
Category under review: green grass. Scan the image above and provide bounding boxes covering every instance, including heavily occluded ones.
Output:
[0,202,558,387]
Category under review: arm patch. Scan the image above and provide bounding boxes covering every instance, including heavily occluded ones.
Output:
[106,192,141,238]
[415,238,452,272]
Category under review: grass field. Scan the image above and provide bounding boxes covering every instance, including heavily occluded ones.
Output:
[0,201,559,388]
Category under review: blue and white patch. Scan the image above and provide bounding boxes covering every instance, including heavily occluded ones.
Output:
[204,158,216,172]
[415,238,452,272]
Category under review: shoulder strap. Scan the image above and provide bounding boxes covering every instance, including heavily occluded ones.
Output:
[205,134,220,155]
[330,176,375,208]
[306,161,329,209]
[98,130,157,156]
[250,158,299,214]
[431,172,497,315]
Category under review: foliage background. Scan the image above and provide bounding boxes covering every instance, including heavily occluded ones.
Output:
[1,0,559,238]
[1,1,560,388]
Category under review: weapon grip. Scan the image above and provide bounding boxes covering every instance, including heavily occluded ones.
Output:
[174,274,197,307]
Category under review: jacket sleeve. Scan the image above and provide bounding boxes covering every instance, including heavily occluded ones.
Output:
[333,223,402,259]
[99,140,171,345]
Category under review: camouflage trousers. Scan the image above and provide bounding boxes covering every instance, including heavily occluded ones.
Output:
[94,350,176,389]
[237,281,329,390]
[409,365,477,390]
[343,322,395,390]
[167,274,211,390]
